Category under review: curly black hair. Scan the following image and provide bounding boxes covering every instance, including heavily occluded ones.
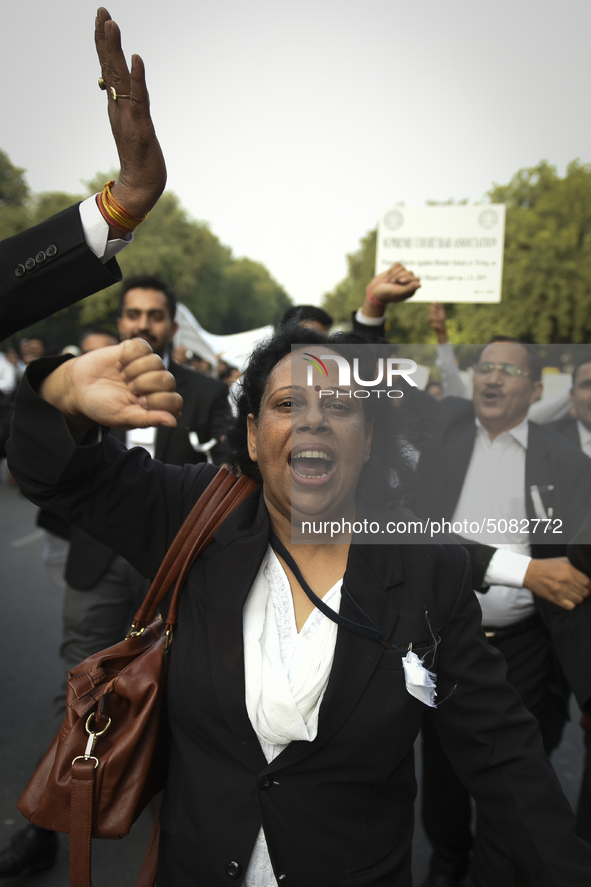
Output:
[225,325,423,508]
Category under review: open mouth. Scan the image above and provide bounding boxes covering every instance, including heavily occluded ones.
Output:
[482,390,503,404]
[291,448,335,481]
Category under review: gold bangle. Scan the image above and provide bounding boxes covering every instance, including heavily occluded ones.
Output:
[100,181,148,231]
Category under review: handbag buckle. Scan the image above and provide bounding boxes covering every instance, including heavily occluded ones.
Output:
[126,623,145,639]
[72,712,112,768]
[72,754,99,769]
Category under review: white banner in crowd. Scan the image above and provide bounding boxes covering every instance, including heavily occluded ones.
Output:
[173,302,274,371]
[376,205,506,303]
[174,304,435,384]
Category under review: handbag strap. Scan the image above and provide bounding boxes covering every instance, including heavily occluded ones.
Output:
[69,469,258,887]
[165,472,259,626]
[70,758,96,887]
[69,761,161,887]
[130,469,258,630]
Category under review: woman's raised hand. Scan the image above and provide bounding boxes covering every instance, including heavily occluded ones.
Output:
[40,340,183,438]
[95,7,167,229]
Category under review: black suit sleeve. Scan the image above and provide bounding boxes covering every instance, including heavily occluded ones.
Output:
[7,357,217,579]
[350,310,387,342]
[207,382,232,465]
[457,541,496,590]
[567,512,591,577]
[534,511,591,714]
[160,365,232,467]
[0,203,122,340]
[431,549,591,882]
[536,596,591,715]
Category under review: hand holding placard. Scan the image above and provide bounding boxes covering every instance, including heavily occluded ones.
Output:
[362,263,421,319]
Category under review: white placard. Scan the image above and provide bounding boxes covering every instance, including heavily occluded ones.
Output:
[375,205,506,303]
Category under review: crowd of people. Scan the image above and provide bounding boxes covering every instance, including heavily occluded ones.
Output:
[1,8,591,887]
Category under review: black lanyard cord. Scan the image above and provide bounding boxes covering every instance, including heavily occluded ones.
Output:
[269,532,395,649]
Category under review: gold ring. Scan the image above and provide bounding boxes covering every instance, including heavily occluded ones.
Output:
[98,77,107,90]
[110,87,131,100]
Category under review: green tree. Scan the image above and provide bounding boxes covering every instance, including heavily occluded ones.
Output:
[79,189,290,334]
[323,160,591,345]
[0,151,31,241]
[0,157,292,348]
[0,149,29,208]
[220,258,291,334]
[473,159,591,343]
[322,228,434,342]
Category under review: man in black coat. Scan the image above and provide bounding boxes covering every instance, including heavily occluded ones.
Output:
[548,356,591,454]
[411,341,591,886]
[532,356,591,706]
[542,356,591,844]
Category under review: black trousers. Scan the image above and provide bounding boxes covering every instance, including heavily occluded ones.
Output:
[576,726,591,844]
[51,554,150,733]
[421,616,569,887]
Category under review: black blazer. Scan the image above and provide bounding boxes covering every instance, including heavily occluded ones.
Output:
[547,415,591,576]
[152,361,230,467]
[64,359,231,590]
[548,416,581,448]
[534,415,591,713]
[568,512,591,578]
[0,204,121,341]
[351,311,387,342]
[8,369,591,887]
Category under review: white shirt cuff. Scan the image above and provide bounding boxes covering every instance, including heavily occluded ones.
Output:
[355,307,385,327]
[528,383,571,423]
[79,195,133,263]
[436,341,455,365]
[483,549,532,588]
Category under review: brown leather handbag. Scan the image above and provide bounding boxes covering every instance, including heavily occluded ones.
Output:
[17,469,258,887]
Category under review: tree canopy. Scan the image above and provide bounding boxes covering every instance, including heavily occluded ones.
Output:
[1,156,291,349]
[0,149,29,210]
[322,160,591,345]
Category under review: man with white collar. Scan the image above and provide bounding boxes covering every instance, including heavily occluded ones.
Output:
[550,356,591,456]
[63,275,230,620]
[418,340,591,887]
[113,275,230,465]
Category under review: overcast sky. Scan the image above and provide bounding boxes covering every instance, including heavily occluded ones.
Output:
[3,0,590,309]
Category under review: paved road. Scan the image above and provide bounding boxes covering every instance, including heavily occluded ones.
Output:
[0,479,585,885]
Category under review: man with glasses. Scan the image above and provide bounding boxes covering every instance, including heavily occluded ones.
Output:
[415,339,591,887]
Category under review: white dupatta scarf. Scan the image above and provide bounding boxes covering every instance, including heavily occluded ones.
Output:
[243,547,341,887]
